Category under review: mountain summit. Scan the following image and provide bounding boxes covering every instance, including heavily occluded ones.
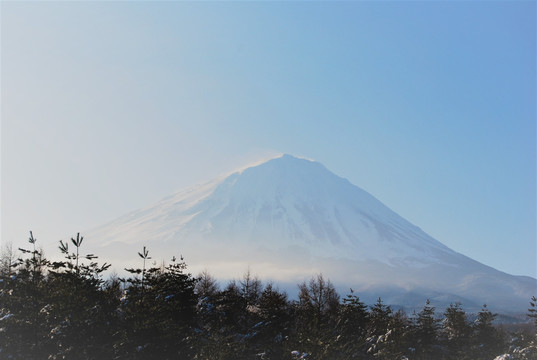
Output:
[86,154,536,313]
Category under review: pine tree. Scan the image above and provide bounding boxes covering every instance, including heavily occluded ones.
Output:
[195,280,253,359]
[333,289,369,358]
[368,297,392,337]
[145,256,198,358]
[119,248,198,359]
[239,269,262,307]
[0,232,49,359]
[45,233,115,359]
[254,283,292,359]
[528,296,537,330]
[472,304,504,360]
[412,299,441,359]
[441,302,471,359]
[374,309,411,360]
[365,297,395,357]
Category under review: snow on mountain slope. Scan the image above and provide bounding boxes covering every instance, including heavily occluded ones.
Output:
[85,154,536,313]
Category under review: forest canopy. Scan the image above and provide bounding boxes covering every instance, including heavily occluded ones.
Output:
[0,232,536,360]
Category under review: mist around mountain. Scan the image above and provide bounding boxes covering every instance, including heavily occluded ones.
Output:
[84,154,536,314]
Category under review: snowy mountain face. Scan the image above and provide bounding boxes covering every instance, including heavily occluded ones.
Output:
[86,154,536,314]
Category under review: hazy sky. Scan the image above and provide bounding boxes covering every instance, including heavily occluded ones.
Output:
[2,1,535,278]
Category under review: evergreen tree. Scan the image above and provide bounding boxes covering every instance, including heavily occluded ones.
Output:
[0,232,115,359]
[412,299,440,359]
[472,304,504,360]
[504,320,537,360]
[119,249,198,359]
[333,289,369,358]
[368,297,392,338]
[373,309,411,360]
[520,296,537,359]
[239,269,262,307]
[255,283,292,359]
[145,257,198,358]
[528,296,537,330]
[0,232,49,359]
[195,280,252,359]
[365,297,402,358]
[441,302,471,359]
[45,233,115,359]
[194,270,223,359]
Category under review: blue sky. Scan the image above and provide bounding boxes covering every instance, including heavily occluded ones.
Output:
[2,1,535,278]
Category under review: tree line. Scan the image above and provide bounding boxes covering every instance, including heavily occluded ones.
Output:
[0,232,536,360]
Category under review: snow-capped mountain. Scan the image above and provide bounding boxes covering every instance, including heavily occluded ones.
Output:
[85,154,536,313]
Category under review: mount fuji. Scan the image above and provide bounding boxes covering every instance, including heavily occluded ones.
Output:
[85,154,536,313]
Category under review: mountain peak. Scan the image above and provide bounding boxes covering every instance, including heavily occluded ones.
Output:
[237,153,333,184]
[231,153,313,176]
[247,153,318,169]
[279,153,313,161]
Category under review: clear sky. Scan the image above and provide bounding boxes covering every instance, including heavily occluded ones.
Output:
[1,1,535,278]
